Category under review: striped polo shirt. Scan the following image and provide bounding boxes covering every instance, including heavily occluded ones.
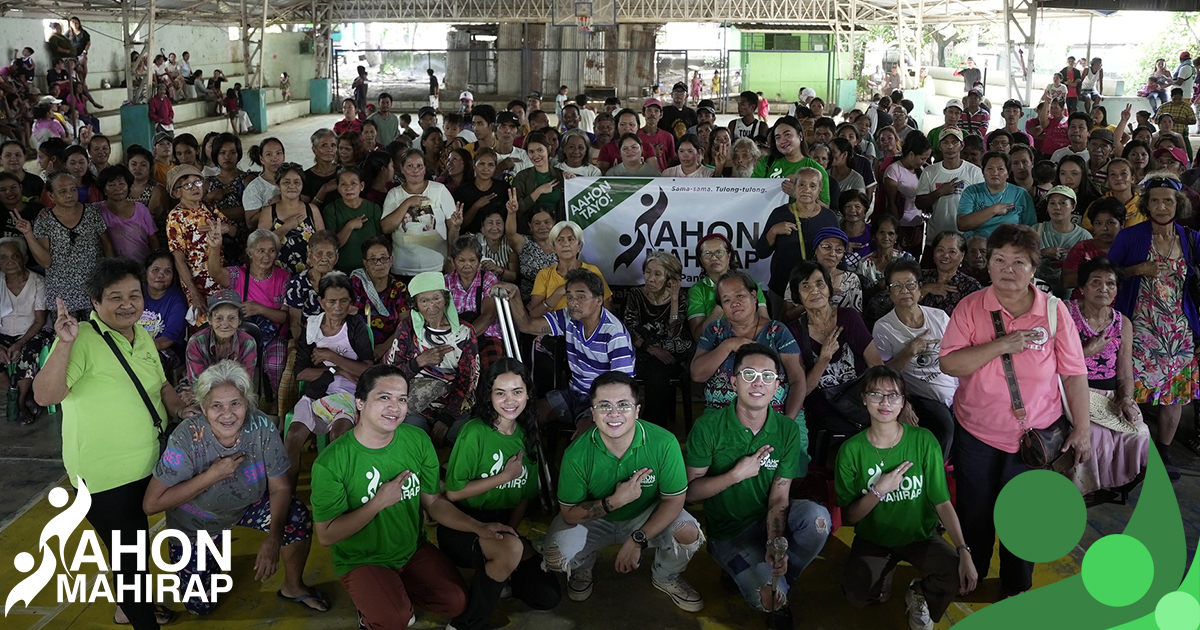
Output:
[544,307,636,395]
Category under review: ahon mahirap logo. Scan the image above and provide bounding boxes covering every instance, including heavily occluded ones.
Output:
[5,478,232,615]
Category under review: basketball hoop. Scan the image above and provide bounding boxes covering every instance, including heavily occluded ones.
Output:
[577,15,592,33]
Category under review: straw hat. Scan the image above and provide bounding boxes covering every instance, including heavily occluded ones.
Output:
[1088,391,1139,434]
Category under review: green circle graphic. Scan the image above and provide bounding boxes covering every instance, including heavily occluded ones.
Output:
[1081,534,1153,606]
[1156,592,1200,630]
[994,470,1085,562]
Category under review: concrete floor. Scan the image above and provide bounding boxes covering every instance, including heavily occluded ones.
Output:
[2,111,1198,628]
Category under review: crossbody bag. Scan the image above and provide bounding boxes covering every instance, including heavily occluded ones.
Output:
[88,321,168,453]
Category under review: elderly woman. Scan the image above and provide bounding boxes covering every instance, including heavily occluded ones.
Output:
[921,231,983,315]
[872,259,958,459]
[285,231,340,335]
[504,190,557,304]
[34,257,183,627]
[940,223,1090,599]
[1070,257,1149,493]
[350,236,410,359]
[18,171,113,321]
[382,148,462,279]
[447,235,503,369]
[302,129,340,206]
[956,151,1037,240]
[141,250,188,376]
[0,237,46,424]
[622,251,693,426]
[144,360,329,615]
[97,165,159,261]
[690,270,805,417]
[789,260,886,441]
[474,207,519,284]
[184,290,258,393]
[528,220,613,319]
[782,227,863,321]
[687,233,769,341]
[1105,174,1200,478]
[557,129,601,177]
[384,271,480,445]
[285,272,373,488]
[963,234,990,286]
[756,167,839,312]
[206,224,290,391]
[169,164,238,321]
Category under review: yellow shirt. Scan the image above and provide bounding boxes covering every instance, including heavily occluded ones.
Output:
[154,161,175,187]
[532,262,613,310]
[1082,192,1140,231]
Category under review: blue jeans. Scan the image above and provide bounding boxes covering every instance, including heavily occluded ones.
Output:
[707,499,831,611]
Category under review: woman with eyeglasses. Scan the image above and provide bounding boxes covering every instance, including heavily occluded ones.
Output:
[256,163,325,274]
[168,164,237,322]
[15,170,112,322]
[782,227,862,322]
[381,148,462,280]
[940,223,1090,599]
[351,235,410,359]
[835,365,976,629]
[1106,173,1200,478]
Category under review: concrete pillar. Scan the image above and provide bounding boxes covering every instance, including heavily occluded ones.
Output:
[446,30,471,96]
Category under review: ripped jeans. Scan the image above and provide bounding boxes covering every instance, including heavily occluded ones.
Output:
[543,504,703,582]
[707,499,831,611]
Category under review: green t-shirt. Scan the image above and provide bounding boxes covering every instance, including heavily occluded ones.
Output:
[445,419,539,511]
[366,111,401,145]
[686,274,768,321]
[322,198,384,273]
[534,169,562,212]
[834,425,949,549]
[310,425,440,576]
[685,403,805,540]
[750,155,831,205]
[558,420,688,522]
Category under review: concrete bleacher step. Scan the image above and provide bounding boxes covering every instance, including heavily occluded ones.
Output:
[89,82,289,140]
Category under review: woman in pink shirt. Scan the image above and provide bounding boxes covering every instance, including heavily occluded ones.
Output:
[939,223,1090,599]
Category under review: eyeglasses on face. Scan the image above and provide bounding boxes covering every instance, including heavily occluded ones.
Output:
[593,401,636,414]
[817,243,846,255]
[701,249,728,260]
[174,179,203,192]
[739,368,779,384]
[365,256,392,265]
[887,281,919,292]
[864,391,904,404]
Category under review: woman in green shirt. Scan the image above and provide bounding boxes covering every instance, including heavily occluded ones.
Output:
[439,359,562,629]
[835,365,976,630]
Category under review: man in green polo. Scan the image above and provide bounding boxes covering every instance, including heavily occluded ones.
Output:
[685,343,831,630]
[928,99,963,161]
[543,371,705,613]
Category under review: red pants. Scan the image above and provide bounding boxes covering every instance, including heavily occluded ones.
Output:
[340,543,468,629]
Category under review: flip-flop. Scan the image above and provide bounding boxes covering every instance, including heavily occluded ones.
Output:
[277,588,330,613]
[113,605,176,625]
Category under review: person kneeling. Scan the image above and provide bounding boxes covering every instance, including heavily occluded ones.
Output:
[685,343,831,630]
[835,366,977,630]
[440,359,562,630]
[543,371,705,612]
[285,271,374,489]
[312,365,517,630]
[143,360,329,615]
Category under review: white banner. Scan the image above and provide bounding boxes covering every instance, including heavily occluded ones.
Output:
[564,177,788,286]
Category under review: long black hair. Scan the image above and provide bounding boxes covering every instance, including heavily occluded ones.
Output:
[473,358,540,460]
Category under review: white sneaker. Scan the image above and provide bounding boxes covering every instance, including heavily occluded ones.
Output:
[652,576,705,612]
[567,566,593,601]
[905,579,933,630]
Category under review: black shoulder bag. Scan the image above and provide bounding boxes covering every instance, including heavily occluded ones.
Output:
[456,280,486,324]
[89,321,168,453]
[989,310,1071,468]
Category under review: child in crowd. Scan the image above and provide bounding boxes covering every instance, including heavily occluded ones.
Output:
[280,72,291,102]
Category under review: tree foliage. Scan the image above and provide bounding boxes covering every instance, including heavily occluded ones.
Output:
[1134,13,1200,79]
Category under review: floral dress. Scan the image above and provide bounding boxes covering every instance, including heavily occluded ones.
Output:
[919,269,983,316]
[1131,255,1197,405]
[166,203,227,309]
[267,204,318,274]
[350,272,410,344]
[518,236,557,304]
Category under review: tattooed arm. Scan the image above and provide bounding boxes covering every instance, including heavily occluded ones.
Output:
[766,476,792,542]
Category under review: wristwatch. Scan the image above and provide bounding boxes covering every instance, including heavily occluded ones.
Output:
[631,529,649,548]
[956,544,972,554]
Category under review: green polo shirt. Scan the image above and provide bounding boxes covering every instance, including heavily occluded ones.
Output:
[311,425,440,576]
[59,314,168,494]
[750,155,832,205]
[834,425,949,549]
[445,419,539,511]
[558,420,688,522]
[684,401,806,540]
[686,275,768,321]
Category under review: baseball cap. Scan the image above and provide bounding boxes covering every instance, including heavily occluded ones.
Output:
[1046,185,1076,202]
[153,131,173,146]
[496,111,520,127]
[1154,147,1188,165]
[1003,99,1024,110]
[417,106,437,118]
[940,127,964,143]
[1088,128,1114,145]
[1181,51,1192,61]
[459,91,474,101]
[38,95,62,105]
[672,81,687,92]
[698,104,716,115]
[944,99,964,112]
[527,91,542,100]
[968,87,983,97]
[166,164,203,192]
[207,289,243,313]
[643,97,663,109]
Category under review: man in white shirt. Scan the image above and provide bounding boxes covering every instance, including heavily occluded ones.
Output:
[494,111,533,182]
[915,128,985,237]
[1049,112,1092,164]
[576,94,597,133]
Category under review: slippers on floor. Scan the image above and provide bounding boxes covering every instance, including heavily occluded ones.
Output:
[113,605,177,625]
[277,587,330,613]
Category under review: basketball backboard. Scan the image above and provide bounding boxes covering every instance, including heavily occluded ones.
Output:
[551,0,617,29]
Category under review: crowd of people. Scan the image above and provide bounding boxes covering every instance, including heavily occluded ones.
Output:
[6,51,1198,630]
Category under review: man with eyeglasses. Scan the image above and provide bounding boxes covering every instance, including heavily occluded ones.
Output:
[494,268,635,435]
[685,343,829,630]
[687,233,769,341]
[542,370,706,613]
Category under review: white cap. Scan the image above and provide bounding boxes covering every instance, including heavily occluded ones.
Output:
[799,87,816,101]
[459,91,474,101]
[944,99,964,112]
[38,95,62,105]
